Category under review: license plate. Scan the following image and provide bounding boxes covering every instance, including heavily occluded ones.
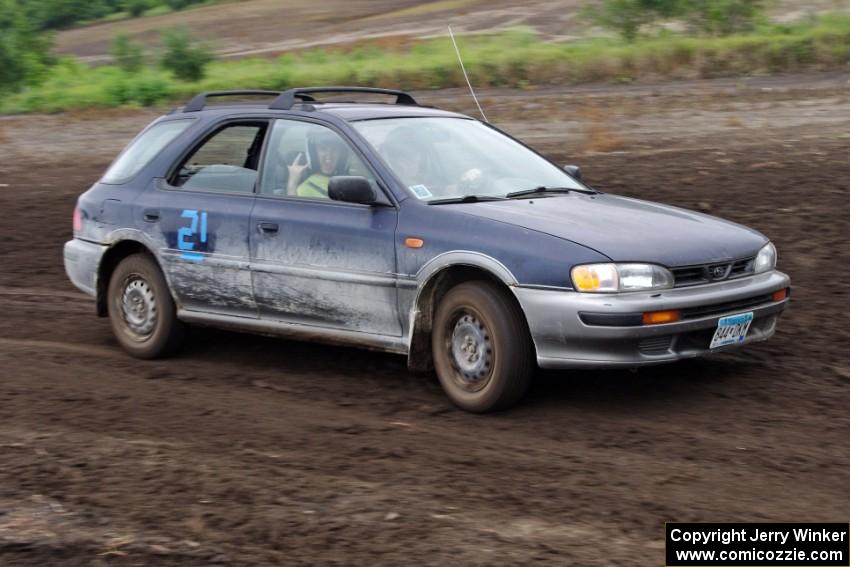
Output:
[710,311,754,349]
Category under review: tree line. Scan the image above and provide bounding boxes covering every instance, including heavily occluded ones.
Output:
[1,0,213,94]
[21,0,210,31]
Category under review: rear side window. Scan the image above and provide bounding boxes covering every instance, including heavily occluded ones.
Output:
[102,119,193,184]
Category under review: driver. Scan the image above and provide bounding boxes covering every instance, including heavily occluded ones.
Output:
[380,126,481,197]
[287,129,347,198]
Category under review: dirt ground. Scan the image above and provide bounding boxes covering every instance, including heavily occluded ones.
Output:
[0,73,849,565]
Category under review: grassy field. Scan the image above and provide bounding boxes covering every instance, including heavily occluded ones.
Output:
[5,15,850,114]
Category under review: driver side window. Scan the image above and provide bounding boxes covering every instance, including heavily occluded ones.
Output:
[259,120,375,200]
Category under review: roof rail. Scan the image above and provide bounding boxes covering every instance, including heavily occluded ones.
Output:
[269,87,417,110]
[183,90,282,112]
[182,87,419,113]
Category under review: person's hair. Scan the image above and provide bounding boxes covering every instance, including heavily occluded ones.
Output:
[381,125,440,184]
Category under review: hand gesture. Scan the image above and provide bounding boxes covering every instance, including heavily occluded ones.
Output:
[288,152,308,179]
[287,152,308,194]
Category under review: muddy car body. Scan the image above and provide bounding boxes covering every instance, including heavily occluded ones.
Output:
[64,87,791,412]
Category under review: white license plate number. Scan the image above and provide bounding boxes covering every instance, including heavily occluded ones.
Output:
[710,312,754,349]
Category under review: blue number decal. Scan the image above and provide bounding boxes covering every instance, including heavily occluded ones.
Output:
[177,209,198,250]
[178,209,207,262]
[199,210,207,244]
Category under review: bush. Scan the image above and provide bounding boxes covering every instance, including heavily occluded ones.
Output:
[24,0,110,30]
[583,0,681,41]
[164,0,196,10]
[681,0,766,35]
[111,32,145,72]
[123,0,150,17]
[0,0,52,92]
[160,27,213,81]
[103,71,173,105]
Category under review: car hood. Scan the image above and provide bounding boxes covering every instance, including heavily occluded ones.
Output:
[449,193,767,266]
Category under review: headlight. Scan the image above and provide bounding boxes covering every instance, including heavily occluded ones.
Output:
[571,263,674,293]
[754,242,777,273]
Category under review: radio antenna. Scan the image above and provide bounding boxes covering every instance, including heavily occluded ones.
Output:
[448,25,488,123]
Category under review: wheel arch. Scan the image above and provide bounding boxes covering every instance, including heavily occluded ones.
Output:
[406,253,533,372]
[96,236,166,317]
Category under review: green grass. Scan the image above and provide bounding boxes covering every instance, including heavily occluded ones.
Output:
[4,15,850,114]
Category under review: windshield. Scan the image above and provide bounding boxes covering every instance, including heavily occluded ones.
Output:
[352,117,586,202]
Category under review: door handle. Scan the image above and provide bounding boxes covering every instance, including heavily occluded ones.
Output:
[257,222,279,234]
[143,209,160,222]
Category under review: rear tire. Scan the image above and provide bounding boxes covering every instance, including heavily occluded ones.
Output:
[107,253,184,359]
[432,281,534,412]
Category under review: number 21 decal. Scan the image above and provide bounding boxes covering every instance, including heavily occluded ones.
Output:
[178,209,208,262]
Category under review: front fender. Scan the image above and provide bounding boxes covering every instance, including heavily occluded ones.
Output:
[415,250,518,286]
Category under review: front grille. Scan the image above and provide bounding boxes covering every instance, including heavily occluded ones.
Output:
[680,293,773,320]
[729,257,755,277]
[671,257,755,287]
[671,265,706,286]
[639,336,673,355]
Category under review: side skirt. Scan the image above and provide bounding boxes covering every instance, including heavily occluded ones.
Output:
[178,310,409,355]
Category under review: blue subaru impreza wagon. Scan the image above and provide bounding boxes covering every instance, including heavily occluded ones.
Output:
[64,87,790,412]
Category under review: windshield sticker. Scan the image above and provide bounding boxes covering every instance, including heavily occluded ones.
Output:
[410,184,433,199]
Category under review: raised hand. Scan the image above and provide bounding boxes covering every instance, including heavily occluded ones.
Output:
[288,152,308,178]
[287,152,308,194]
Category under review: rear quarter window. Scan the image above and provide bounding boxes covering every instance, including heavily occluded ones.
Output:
[102,119,194,184]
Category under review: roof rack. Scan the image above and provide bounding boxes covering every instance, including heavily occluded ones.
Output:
[183,90,283,112]
[269,87,417,110]
[182,87,419,113]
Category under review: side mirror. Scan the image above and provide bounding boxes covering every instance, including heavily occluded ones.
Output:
[328,176,379,205]
[563,164,582,181]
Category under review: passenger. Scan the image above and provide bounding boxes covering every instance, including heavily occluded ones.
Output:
[287,130,348,198]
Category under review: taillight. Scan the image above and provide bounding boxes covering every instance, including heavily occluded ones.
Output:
[73,206,82,233]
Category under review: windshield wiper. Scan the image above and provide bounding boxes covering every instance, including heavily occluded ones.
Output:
[505,186,577,199]
[427,194,507,205]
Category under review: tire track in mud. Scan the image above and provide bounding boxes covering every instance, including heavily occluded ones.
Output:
[0,338,117,359]
[0,287,105,357]
[0,286,90,300]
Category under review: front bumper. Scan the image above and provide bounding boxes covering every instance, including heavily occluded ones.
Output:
[513,270,790,369]
[64,238,107,297]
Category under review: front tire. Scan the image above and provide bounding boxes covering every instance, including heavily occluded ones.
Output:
[107,253,184,359]
[432,281,534,412]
